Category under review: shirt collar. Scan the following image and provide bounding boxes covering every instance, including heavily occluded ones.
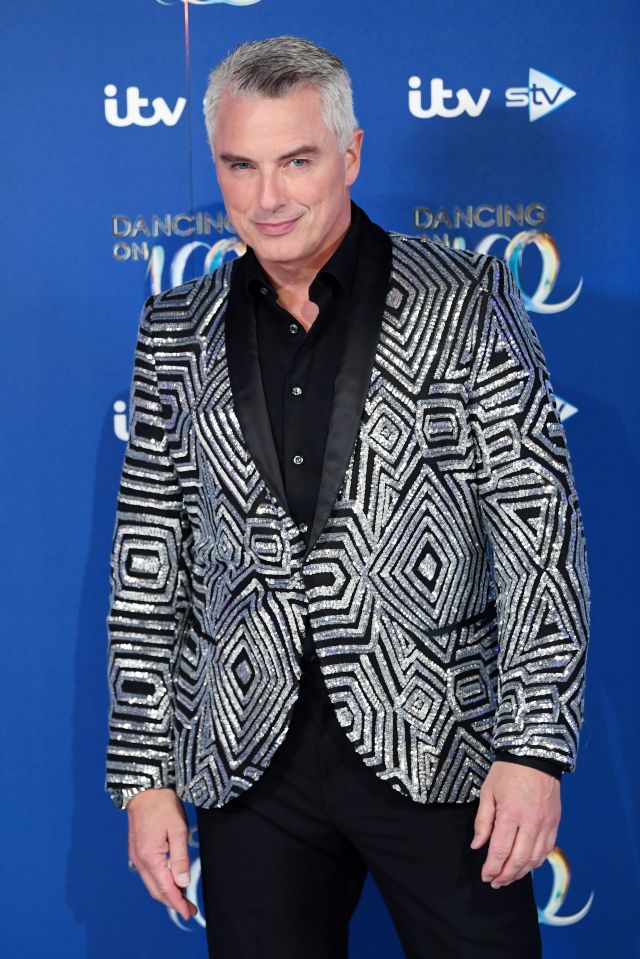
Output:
[243,200,363,302]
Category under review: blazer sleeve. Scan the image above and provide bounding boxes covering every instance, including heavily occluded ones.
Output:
[105,295,193,809]
[467,256,591,773]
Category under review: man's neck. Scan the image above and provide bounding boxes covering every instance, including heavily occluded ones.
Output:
[254,204,352,324]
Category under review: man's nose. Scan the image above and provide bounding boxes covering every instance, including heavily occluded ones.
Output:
[256,170,287,212]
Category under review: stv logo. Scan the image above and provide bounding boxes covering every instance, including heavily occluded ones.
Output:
[506,68,576,122]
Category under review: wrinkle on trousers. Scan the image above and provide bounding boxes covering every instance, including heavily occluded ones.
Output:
[195,664,542,959]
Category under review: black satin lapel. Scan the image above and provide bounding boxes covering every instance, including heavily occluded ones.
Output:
[304,220,393,559]
[225,261,288,511]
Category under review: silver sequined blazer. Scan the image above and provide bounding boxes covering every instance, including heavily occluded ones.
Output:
[105,218,590,810]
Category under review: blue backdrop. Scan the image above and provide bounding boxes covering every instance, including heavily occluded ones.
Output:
[3,1,639,955]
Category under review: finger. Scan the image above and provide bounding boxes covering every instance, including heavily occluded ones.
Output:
[168,821,192,889]
[544,823,559,855]
[489,826,539,886]
[508,826,557,882]
[133,839,195,922]
[502,818,559,884]
[149,859,196,921]
[527,826,555,868]
[481,813,518,882]
[471,790,496,849]
[132,856,197,921]
[128,844,168,903]
[132,859,176,911]
[128,803,197,921]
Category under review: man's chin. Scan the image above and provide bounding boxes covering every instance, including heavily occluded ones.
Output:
[249,236,310,267]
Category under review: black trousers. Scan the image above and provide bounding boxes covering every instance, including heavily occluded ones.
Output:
[195,663,542,959]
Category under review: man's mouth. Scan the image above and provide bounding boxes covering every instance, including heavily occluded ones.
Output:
[252,216,302,237]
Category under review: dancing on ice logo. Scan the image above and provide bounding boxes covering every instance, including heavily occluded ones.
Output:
[412,204,582,315]
[537,848,593,927]
[155,1,260,6]
[110,208,245,293]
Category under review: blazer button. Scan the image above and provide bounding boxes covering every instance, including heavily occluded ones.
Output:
[292,454,304,465]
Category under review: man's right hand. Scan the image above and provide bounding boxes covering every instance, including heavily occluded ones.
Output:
[126,787,199,923]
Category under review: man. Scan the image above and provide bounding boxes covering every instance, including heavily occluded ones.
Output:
[106,36,590,958]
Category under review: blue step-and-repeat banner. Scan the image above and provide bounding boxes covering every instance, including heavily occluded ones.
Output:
[3,1,639,956]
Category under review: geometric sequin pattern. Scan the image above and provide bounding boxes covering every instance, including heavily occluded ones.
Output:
[105,234,590,809]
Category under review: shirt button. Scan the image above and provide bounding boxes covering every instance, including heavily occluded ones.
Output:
[291,386,302,396]
[292,454,304,465]
[259,286,268,296]
[289,323,299,334]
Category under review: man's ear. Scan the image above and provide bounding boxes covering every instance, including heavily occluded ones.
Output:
[344,128,364,187]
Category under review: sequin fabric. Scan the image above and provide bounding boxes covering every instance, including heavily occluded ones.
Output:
[105,235,590,809]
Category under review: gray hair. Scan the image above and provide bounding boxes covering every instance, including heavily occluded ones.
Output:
[204,36,358,153]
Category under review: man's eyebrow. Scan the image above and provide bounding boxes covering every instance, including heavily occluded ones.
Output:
[218,145,321,164]
[277,145,320,161]
[218,152,251,164]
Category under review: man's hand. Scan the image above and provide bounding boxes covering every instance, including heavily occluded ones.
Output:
[127,787,198,922]
[470,761,561,888]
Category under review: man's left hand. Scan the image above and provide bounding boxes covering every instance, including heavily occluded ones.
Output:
[470,761,561,888]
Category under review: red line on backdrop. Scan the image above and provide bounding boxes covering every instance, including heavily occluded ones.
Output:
[183,0,194,218]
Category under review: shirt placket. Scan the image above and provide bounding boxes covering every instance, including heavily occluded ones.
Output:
[282,316,314,538]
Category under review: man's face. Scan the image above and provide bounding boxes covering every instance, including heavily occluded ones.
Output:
[212,85,363,274]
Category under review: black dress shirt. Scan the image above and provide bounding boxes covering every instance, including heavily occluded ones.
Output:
[232,202,565,782]
[242,203,362,536]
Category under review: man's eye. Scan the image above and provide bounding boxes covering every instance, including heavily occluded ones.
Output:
[289,158,308,168]
[231,162,251,170]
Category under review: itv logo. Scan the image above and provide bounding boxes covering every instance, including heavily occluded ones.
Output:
[408,76,491,119]
[104,84,187,127]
